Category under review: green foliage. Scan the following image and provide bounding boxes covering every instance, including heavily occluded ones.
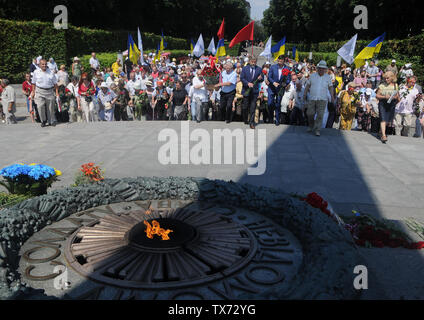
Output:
[263,0,423,43]
[0,18,191,83]
[0,193,31,209]
[79,53,119,73]
[0,19,67,83]
[0,0,250,40]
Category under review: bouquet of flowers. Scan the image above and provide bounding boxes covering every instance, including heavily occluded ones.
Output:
[73,163,104,187]
[163,75,175,89]
[278,68,292,97]
[134,90,150,119]
[201,66,220,86]
[0,163,61,196]
[351,91,361,105]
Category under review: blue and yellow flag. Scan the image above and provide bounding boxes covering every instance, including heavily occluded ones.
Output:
[271,37,286,61]
[160,30,167,51]
[190,38,196,52]
[374,32,386,55]
[216,38,226,58]
[128,33,140,65]
[153,43,161,63]
[354,35,381,68]
[292,46,299,62]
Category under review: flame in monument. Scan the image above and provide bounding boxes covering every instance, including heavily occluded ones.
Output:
[144,220,173,241]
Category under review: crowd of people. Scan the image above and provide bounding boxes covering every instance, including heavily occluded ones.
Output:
[1,50,423,142]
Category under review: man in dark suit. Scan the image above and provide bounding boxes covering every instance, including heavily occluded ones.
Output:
[241,56,263,129]
[267,56,292,126]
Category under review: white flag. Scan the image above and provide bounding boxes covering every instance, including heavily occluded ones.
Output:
[337,34,357,65]
[138,27,144,64]
[193,34,205,57]
[207,38,217,55]
[259,36,272,59]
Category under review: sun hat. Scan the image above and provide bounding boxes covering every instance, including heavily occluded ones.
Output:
[100,82,108,88]
[405,63,412,68]
[392,59,396,63]
[365,88,373,96]
[317,60,328,69]
[73,57,80,61]
[145,80,153,86]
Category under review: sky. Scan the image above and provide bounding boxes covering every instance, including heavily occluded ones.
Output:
[249,0,271,21]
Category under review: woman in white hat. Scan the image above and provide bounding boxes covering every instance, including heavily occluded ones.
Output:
[97,82,117,121]
[72,57,82,79]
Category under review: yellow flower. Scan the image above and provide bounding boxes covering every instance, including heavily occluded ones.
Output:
[29,163,38,166]
[54,169,62,176]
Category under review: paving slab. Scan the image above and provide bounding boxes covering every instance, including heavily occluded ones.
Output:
[1,118,424,300]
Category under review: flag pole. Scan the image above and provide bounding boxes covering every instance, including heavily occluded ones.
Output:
[252,21,254,57]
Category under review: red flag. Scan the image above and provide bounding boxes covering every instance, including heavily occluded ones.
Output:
[229,21,254,48]
[217,18,225,39]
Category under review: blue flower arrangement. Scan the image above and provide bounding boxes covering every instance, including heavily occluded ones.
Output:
[0,164,61,196]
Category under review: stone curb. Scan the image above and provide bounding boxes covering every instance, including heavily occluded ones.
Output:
[0,177,363,300]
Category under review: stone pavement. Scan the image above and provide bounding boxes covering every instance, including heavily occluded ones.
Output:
[0,119,423,299]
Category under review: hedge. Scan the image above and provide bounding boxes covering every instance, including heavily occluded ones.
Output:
[295,52,423,82]
[286,33,424,62]
[79,51,193,72]
[0,19,190,83]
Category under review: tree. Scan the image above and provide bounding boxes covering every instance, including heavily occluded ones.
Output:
[262,0,424,43]
[0,0,250,40]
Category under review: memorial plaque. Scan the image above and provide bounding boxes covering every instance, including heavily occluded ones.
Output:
[19,200,303,300]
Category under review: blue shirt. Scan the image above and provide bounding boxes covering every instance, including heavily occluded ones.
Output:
[221,70,237,93]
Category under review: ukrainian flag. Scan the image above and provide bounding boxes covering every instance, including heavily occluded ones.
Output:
[271,37,286,61]
[293,46,299,62]
[190,38,195,52]
[354,35,381,68]
[128,34,140,65]
[216,38,226,58]
[160,30,167,51]
[374,32,386,55]
[154,43,161,63]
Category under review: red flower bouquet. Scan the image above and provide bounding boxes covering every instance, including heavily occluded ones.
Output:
[201,66,220,87]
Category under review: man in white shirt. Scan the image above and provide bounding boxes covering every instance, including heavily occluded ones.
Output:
[366,60,379,89]
[66,76,82,123]
[31,59,59,127]
[290,81,306,126]
[216,62,237,123]
[190,70,209,123]
[90,52,100,75]
[303,60,335,136]
[0,79,17,124]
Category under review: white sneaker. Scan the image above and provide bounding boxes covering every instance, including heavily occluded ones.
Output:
[315,130,320,136]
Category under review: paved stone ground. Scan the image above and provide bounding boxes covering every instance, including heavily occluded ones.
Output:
[1,109,423,299]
